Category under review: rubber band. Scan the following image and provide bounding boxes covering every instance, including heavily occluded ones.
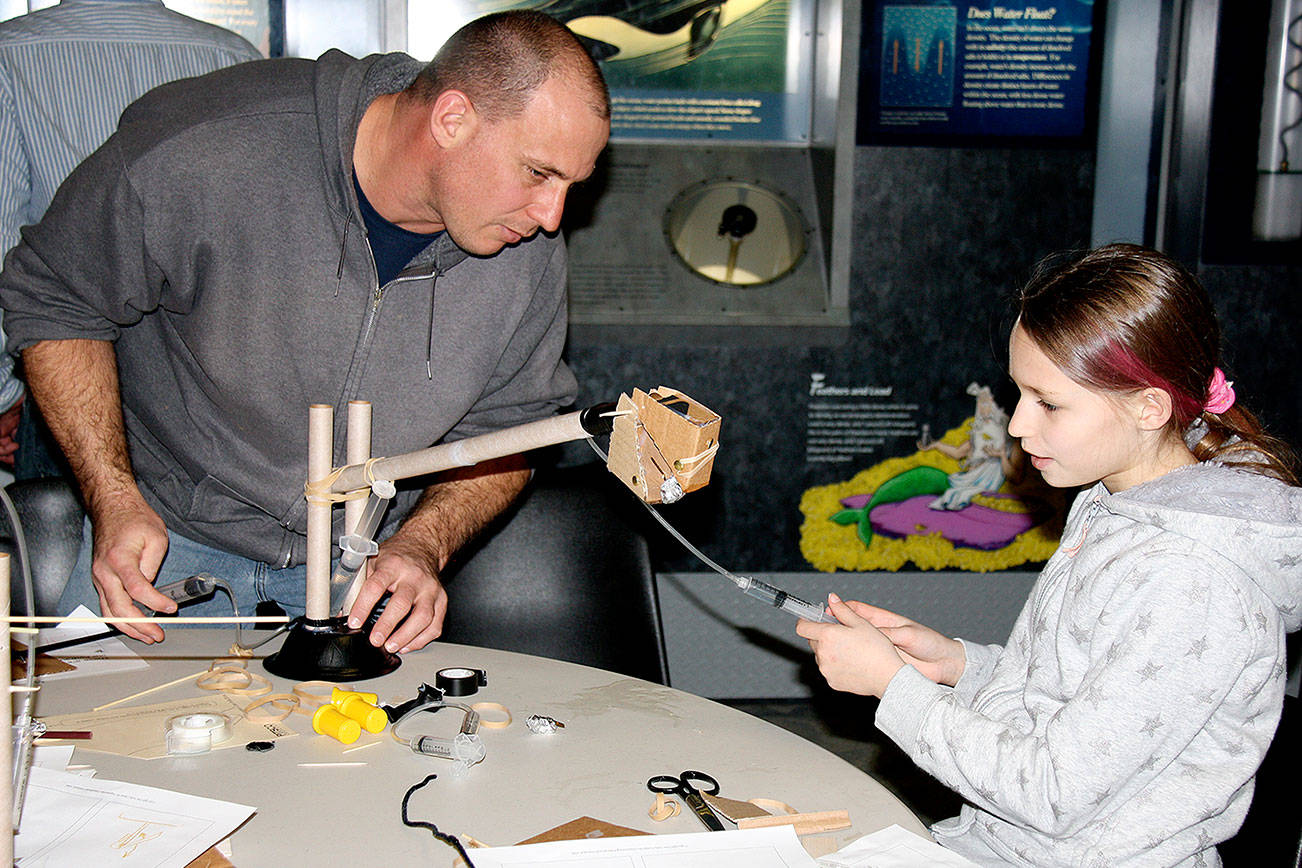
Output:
[244,693,300,724]
[674,442,719,470]
[196,666,272,697]
[292,681,340,708]
[303,466,371,505]
[648,793,681,821]
[469,701,511,729]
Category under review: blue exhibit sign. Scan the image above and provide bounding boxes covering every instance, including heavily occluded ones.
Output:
[859,0,1101,143]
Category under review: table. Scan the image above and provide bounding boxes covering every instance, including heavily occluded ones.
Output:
[29,630,927,864]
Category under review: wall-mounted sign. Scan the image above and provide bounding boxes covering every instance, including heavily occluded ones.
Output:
[410,0,815,144]
[858,0,1102,145]
[165,0,279,57]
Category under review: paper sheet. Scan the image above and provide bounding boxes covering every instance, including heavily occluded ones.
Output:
[468,825,819,867]
[23,605,150,681]
[14,767,254,867]
[817,825,979,867]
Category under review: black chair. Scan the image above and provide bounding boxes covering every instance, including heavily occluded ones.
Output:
[438,463,670,685]
[1220,671,1301,867]
[0,477,85,616]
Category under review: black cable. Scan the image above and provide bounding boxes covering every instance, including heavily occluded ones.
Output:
[401,773,477,867]
[1279,11,1302,170]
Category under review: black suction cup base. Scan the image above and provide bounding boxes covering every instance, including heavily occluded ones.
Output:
[263,617,400,682]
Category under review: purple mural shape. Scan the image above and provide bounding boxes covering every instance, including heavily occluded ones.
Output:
[846,493,1040,550]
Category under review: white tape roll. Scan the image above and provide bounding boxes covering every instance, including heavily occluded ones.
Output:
[166,712,233,755]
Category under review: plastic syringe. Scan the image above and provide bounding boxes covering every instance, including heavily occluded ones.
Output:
[734,574,837,623]
[329,480,395,615]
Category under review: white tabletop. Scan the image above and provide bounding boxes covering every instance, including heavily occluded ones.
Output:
[30,630,926,865]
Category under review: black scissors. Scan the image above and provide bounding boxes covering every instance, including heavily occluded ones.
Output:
[646,770,724,831]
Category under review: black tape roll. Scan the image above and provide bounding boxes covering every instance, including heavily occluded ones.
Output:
[436,667,487,697]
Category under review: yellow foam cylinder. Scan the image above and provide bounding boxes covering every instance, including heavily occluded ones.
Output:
[331,687,379,706]
[312,704,361,744]
[336,694,387,734]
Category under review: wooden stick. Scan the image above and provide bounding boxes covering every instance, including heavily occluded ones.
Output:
[737,809,852,836]
[4,616,288,624]
[92,668,212,711]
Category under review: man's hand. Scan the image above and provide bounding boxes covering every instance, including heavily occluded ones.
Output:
[345,533,448,654]
[88,496,174,643]
[341,456,529,654]
[0,394,22,466]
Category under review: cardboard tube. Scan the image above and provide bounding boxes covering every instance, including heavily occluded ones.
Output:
[329,411,590,493]
[306,404,333,620]
[341,401,372,615]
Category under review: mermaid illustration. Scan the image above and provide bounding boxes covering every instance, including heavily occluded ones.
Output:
[828,383,1046,552]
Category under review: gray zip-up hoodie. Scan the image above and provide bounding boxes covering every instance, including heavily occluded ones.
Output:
[876,461,1302,867]
[0,51,578,567]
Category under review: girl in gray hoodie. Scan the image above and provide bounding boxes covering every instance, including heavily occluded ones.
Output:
[799,243,1301,866]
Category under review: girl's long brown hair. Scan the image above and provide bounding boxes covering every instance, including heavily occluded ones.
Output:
[1018,243,1299,485]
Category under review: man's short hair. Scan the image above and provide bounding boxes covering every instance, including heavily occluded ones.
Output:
[408,10,609,121]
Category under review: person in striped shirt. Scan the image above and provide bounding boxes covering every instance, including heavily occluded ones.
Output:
[0,0,260,476]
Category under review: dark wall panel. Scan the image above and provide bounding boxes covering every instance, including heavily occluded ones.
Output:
[564,145,1096,573]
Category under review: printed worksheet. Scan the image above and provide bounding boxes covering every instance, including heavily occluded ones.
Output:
[14,766,253,867]
[468,825,820,867]
[817,825,979,867]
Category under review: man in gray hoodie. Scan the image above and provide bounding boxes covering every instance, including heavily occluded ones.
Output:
[0,11,610,655]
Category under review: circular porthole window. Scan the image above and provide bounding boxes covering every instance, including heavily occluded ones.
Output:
[663,179,808,287]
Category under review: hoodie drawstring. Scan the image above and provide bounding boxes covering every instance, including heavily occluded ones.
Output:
[426,270,438,380]
[335,217,351,296]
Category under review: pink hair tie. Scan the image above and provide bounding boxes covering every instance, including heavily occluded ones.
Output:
[1204,367,1236,414]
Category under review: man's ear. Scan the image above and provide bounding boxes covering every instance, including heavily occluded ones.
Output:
[428,89,477,148]
[1135,387,1175,431]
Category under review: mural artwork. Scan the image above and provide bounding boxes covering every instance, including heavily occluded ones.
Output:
[800,382,1065,572]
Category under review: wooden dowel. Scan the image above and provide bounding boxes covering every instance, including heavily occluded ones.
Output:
[4,616,288,624]
[737,809,852,836]
[92,668,212,711]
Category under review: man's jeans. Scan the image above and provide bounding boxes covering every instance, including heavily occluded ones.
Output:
[58,518,311,622]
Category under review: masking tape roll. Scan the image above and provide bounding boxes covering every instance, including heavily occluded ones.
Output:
[166,712,233,755]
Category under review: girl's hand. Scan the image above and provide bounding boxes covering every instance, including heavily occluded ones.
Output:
[796,593,906,698]
[841,599,966,687]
